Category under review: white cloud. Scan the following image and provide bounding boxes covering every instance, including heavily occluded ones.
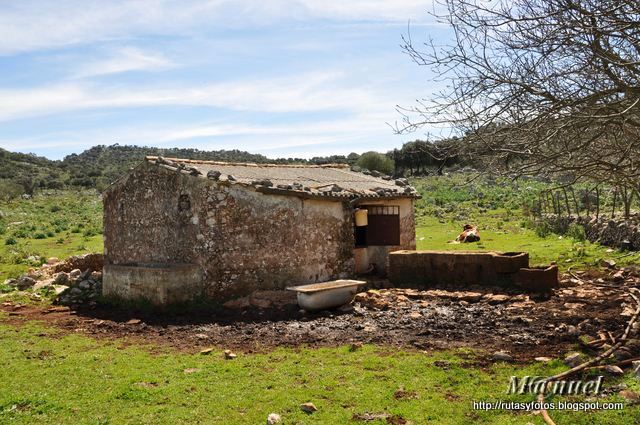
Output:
[0,0,435,54]
[0,71,390,121]
[0,112,399,159]
[73,47,176,78]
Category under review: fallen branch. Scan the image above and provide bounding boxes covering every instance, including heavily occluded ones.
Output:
[567,267,585,283]
[588,356,640,370]
[537,393,556,425]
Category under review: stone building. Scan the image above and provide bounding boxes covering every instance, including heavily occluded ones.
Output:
[102,156,418,304]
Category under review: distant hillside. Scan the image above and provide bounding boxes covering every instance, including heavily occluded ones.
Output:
[0,145,356,196]
[59,145,283,190]
[0,148,64,195]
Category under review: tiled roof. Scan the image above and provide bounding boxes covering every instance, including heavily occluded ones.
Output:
[144,156,419,201]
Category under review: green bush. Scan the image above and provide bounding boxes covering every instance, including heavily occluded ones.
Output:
[356,151,394,174]
[5,237,17,245]
[534,221,553,238]
[33,232,46,239]
[82,228,98,237]
[13,229,29,239]
[566,223,586,241]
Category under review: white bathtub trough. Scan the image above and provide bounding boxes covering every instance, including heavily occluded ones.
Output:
[287,279,366,311]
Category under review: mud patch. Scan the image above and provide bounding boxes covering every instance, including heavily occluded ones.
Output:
[0,279,633,361]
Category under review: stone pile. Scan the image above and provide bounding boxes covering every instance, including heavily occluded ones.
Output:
[2,253,104,305]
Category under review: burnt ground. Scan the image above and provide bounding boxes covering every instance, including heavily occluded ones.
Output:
[2,271,638,362]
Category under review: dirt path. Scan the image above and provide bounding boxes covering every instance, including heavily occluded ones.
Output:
[2,277,635,362]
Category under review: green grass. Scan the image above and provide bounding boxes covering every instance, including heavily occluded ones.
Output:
[0,322,637,424]
[412,175,639,270]
[0,180,639,423]
[415,215,634,270]
[0,191,102,281]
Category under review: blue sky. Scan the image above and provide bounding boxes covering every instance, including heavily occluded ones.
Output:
[0,0,448,160]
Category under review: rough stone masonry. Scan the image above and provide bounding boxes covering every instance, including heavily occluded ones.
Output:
[102,158,418,304]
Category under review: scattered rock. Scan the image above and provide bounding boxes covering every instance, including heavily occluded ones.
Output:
[126,319,142,325]
[224,349,237,359]
[183,368,200,374]
[266,413,282,424]
[614,347,633,361]
[612,270,625,283]
[207,170,221,180]
[352,412,391,422]
[395,178,409,187]
[69,269,82,280]
[300,402,317,413]
[484,294,511,305]
[53,272,69,285]
[619,390,640,402]
[534,357,553,362]
[14,276,36,290]
[408,312,422,319]
[200,348,214,355]
[492,351,513,362]
[601,259,617,269]
[564,352,584,367]
[604,365,624,375]
[33,279,55,291]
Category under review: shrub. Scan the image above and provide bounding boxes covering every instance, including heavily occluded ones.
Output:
[13,229,29,239]
[5,237,17,245]
[356,151,394,174]
[566,223,586,242]
[34,232,46,239]
[534,221,553,238]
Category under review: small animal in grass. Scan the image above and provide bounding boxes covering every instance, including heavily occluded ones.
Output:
[456,224,480,243]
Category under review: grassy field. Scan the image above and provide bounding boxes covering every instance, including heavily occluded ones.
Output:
[412,174,639,269]
[0,320,637,424]
[0,192,102,281]
[1,177,639,424]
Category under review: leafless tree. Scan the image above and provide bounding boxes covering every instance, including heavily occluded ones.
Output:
[396,0,640,192]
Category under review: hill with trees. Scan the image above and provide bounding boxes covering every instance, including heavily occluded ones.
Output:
[0,145,366,198]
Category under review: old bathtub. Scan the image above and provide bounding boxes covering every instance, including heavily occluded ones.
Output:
[287,279,366,311]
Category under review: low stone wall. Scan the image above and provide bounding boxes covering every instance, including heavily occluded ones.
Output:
[541,214,640,250]
[388,250,529,287]
[103,263,203,305]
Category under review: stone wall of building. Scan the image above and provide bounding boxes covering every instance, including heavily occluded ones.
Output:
[104,162,356,301]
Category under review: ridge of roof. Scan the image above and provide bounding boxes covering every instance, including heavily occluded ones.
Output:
[144,156,350,169]
[142,156,420,201]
